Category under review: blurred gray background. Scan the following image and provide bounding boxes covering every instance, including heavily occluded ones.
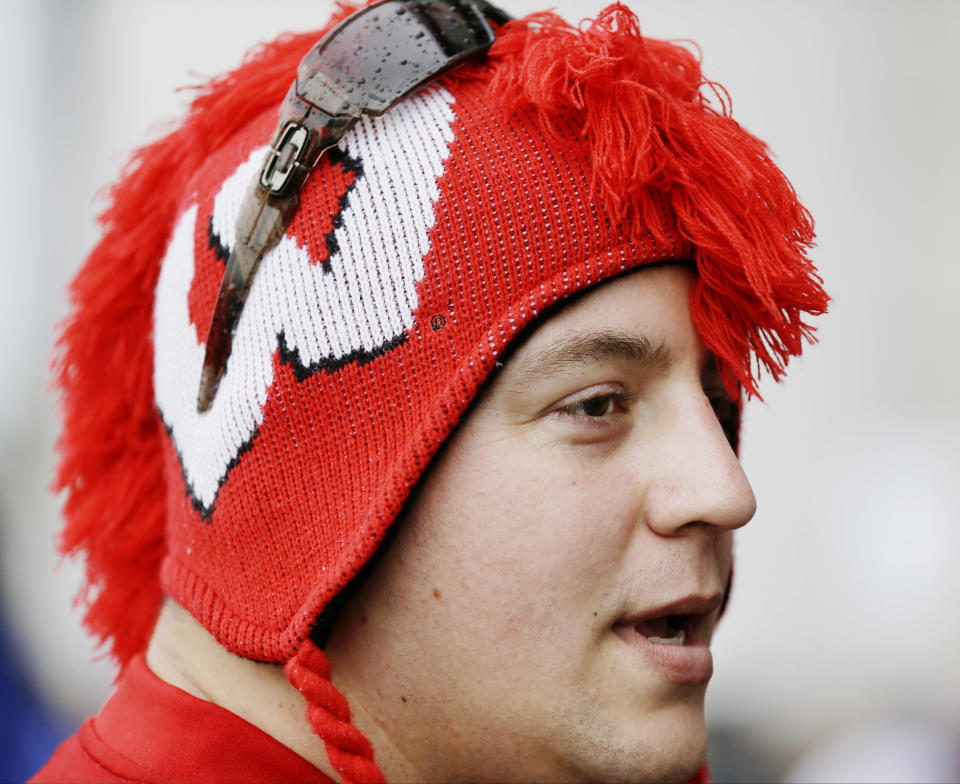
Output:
[1,1,958,781]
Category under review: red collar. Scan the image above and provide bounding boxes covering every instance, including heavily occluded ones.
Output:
[33,655,332,783]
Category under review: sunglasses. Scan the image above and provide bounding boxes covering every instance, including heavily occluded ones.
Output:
[198,0,510,412]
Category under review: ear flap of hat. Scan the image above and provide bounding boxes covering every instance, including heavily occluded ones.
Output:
[51,20,357,667]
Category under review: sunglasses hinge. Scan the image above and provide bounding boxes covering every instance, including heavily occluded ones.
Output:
[260,122,312,195]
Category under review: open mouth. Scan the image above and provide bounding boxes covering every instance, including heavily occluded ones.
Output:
[613,596,721,684]
[634,614,691,646]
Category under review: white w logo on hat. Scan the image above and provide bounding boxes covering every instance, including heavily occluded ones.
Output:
[153,87,458,515]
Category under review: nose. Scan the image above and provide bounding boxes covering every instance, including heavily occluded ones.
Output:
[641,392,757,537]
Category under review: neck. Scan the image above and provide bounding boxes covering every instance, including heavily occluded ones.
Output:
[146,600,344,780]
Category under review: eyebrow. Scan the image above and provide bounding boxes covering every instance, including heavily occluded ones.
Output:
[507,330,672,387]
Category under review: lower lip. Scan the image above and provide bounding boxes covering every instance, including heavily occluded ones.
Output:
[614,625,714,685]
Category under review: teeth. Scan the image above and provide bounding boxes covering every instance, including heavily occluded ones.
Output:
[648,629,686,646]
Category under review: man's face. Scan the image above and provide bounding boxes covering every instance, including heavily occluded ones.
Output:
[326,264,757,783]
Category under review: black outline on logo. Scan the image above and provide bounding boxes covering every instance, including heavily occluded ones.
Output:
[278,330,408,383]
[161,416,261,522]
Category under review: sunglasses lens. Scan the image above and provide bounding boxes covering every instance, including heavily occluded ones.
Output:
[298,0,497,117]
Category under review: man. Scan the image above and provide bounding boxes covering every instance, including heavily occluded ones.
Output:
[33,1,827,782]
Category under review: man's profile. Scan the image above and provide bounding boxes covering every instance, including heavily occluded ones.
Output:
[32,1,827,782]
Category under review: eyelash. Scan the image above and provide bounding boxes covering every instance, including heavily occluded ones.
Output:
[553,388,740,444]
[554,391,634,427]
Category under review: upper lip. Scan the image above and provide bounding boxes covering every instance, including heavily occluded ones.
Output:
[617,593,724,627]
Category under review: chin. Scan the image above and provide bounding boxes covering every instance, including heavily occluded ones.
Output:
[646,729,708,784]
[560,695,709,784]
[629,713,707,784]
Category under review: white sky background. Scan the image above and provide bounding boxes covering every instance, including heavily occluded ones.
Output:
[1,0,958,774]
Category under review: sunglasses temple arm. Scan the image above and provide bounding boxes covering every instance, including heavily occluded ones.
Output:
[196,113,353,413]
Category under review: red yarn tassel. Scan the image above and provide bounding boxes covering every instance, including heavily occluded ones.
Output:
[285,640,386,783]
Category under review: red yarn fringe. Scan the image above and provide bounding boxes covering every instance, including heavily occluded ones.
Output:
[482,3,828,399]
[285,640,386,783]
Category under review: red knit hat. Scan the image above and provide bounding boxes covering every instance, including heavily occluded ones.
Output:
[55,3,826,781]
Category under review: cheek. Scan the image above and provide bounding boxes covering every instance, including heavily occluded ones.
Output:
[413,443,637,640]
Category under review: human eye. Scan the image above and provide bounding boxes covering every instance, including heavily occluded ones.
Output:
[553,387,633,429]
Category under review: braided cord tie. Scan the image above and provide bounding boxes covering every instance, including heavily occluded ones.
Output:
[285,639,387,783]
